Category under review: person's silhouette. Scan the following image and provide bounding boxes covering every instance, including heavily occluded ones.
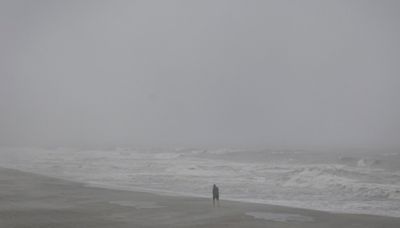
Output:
[212,184,220,207]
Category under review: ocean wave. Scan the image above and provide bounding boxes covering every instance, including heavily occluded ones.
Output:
[357,158,380,167]
[1,147,400,217]
[276,164,400,200]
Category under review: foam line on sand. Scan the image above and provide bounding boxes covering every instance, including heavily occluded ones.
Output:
[1,167,400,228]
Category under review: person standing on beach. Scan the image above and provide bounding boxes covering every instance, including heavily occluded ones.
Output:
[212,184,220,207]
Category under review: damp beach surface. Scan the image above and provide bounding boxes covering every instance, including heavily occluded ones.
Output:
[1,167,400,228]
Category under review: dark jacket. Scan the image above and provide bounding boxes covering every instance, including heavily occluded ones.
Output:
[213,185,219,197]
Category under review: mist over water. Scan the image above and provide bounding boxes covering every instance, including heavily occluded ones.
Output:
[1,0,400,219]
[1,0,400,149]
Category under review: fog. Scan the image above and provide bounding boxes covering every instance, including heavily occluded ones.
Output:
[1,0,399,149]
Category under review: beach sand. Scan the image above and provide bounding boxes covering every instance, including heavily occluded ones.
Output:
[0,167,399,228]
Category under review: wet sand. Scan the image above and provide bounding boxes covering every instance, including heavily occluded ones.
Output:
[0,167,399,228]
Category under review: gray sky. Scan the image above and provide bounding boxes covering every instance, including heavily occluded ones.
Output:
[1,0,400,148]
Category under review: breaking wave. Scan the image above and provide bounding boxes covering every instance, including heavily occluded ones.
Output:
[0,147,399,217]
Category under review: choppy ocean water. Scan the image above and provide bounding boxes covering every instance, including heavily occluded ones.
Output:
[1,147,399,217]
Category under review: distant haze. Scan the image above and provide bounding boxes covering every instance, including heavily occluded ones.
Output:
[1,0,399,149]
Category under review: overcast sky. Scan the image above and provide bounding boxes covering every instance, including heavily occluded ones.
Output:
[0,0,399,148]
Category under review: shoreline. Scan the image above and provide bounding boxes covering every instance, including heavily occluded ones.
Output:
[1,166,400,227]
[5,165,399,219]
[86,181,400,219]
[1,146,399,218]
